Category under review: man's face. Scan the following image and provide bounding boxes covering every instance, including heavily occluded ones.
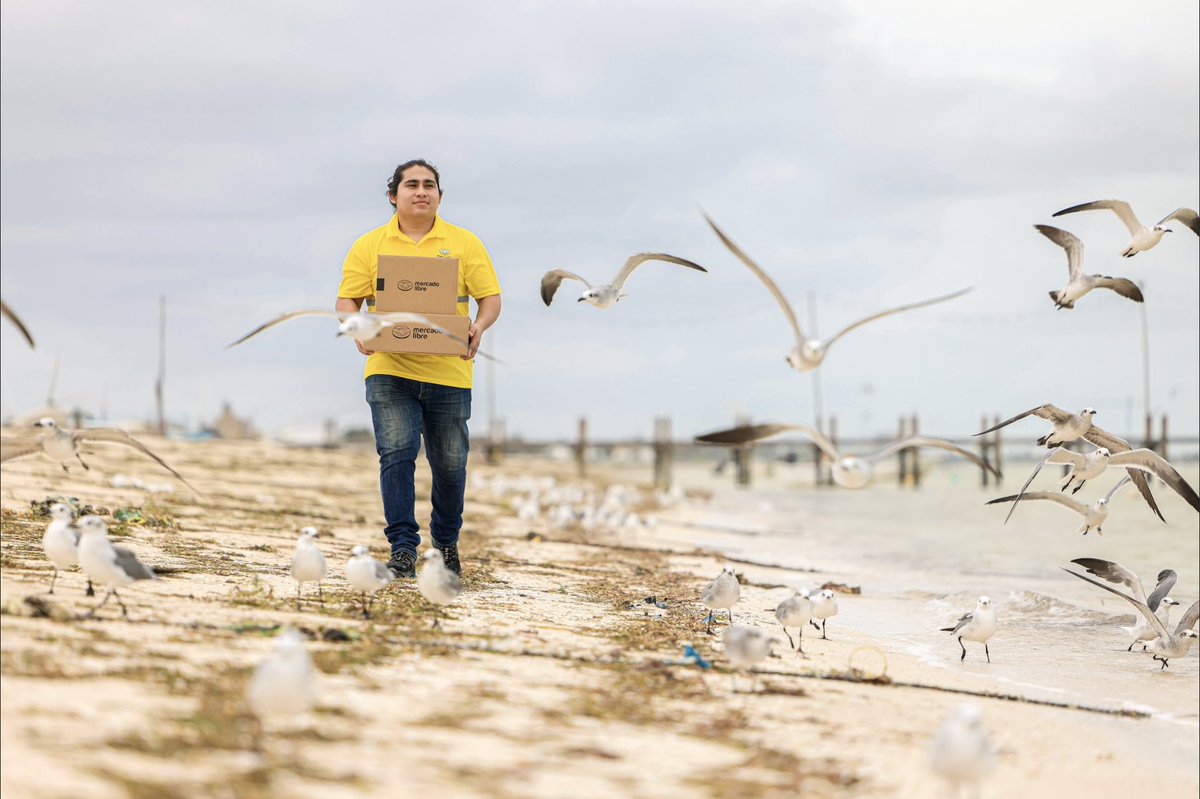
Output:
[390,166,441,221]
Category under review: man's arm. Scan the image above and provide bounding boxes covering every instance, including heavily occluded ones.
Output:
[464,294,501,360]
[336,297,373,355]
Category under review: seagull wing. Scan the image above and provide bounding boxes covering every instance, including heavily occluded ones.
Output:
[1092,277,1144,303]
[974,404,1070,436]
[373,560,394,583]
[694,423,838,458]
[1107,449,1200,512]
[991,448,1071,524]
[1154,207,1200,235]
[112,545,157,580]
[868,435,1000,478]
[986,491,1088,517]
[1052,200,1142,236]
[226,309,342,348]
[0,299,35,348]
[944,611,974,635]
[702,213,807,346]
[1145,570,1178,616]
[1173,600,1200,636]
[1101,475,1132,504]
[73,428,198,492]
[540,269,591,306]
[1083,427,1165,523]
[1061,567,1167,639]
[824,287,972,351]
[1069,558,1147,604]
[1035,225,1085,280]
[0,437,42,462]
[610,253,707,294]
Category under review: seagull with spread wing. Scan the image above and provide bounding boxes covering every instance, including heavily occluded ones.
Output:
[1035,225,1143,309]
[1052,200,1199,257]
[703,213,971,371]
[540,252,707,308]
[1,298,35,348]
[695,422,999,489]
[987,476,1132,534]
[1068,559,1181,652]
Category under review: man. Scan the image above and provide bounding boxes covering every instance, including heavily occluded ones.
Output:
[337,159,501,579]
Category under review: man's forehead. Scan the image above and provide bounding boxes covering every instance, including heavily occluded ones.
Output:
[400,167,438,183]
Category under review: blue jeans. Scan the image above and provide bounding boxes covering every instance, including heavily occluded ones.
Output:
[365,375,471,558]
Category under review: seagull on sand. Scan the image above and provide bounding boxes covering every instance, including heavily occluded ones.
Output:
[1034,225,1143,309]
[701,567,740,634]
[987,476,1132,534]
[929,703,995,798]
[42,503,93,596]
[774,589,813,653]
[291,527,327,605]
[247,627,316,719]
[703,213,971,371]
[975,405,1164,521]
[539,252,707,308]
[809,589,839,639]
[1067,559,1179,652]
[1,298,35,348]
[695,423,999,490]
[1062,559,1199,669]
[345,545,393,618]
[1052,200,1199,257]
[416,549,462,627]
[721,625,774,692]
[941,596,996,663]
[0,417,197,492]
[76,515,156,618]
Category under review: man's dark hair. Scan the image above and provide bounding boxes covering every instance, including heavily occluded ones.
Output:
[387,159,442,200]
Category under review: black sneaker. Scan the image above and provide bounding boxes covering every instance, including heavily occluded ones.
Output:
[435,544,461,576]
[387,551,417,579]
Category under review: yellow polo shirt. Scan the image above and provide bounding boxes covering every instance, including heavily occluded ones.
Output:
[338,215,500,388]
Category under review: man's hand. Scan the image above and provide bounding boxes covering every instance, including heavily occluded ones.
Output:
[355,340,375,356]
[462,323,482,360]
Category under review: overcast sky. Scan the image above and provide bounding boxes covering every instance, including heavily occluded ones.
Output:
[2,0,1197,443]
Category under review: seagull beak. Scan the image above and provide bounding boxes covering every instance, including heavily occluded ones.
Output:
[577,297,586,302]
[1165,228,1174,233]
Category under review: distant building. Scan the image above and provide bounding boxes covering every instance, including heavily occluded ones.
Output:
[211,402,256,440]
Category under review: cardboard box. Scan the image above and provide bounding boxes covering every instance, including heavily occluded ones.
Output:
[362,313,470,357]
[375,255,460,315]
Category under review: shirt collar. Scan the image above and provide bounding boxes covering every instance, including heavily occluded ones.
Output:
[386,214,448,244]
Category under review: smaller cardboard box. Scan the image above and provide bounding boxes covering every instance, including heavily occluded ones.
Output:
[362,313,469,357]
[375,255,460,315]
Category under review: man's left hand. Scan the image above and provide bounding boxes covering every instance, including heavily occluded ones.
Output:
[462,323,482,360]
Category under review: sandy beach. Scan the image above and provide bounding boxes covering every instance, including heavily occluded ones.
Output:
[2,435,1198,799]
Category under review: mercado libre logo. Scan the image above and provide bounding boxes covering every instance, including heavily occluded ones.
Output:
[397,280,414,291]
[391,325,412,340]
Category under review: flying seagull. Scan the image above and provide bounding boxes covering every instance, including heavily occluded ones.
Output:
[703,213,971,371]
[1062,560,1199,669]
[987,476,1132,533]
[1035,225,1143,309]
[1068,558,1178,652]
[695,423,999,489]
[540,252,707,308]
[1,418,197,493]
[1,298,35,348]
[1052,200,1199,257]
[974,404,1163,521]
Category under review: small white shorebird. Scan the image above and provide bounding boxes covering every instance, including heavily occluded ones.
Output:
[774,589,813,653]
[416,549,462,627]
[721,625,774,692]
[76,515,156,618]
[1,297,35,348]
[1066,559,1179,652]
[929,703,995,799]
[1,418,197,492]
[1052,199,1199,257]
[42,503,89,595]
[987,476,1131,534]
[290,527,327,605]
[703,213,971,372]
[540,252,707,308]
[695,423,999,490]
[1063,559,1199,669]
[1034,224,1143,309]
[809,589,839,640]
[700,567,741,634]
[976,404,1162,520]
[941,596,996,663]
[246,627,316,720]
[345,545,393,618]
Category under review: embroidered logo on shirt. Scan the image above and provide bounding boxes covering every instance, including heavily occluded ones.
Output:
[438,248,451,256]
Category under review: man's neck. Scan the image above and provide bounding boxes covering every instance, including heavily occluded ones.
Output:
[396,214,435,242]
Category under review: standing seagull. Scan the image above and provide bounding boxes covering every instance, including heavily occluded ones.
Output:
[540,252,707,308]
[987,476,1132,534]
[0,418,197,492]
[1052,200,1199,257]
[416,548,462,627]
[1067,558,1179,652]
[975,405,1163,521]
[1062,560,1199,669]
[76,515,157,618]
[42,503,90,595]
[1,298,35,348]
[290,527,328,605]
[700,567,741,634]
[345,545,394,618]
[1035,225,1143,309]
[774,589,813,653]
[703,213,971,371]
[695,423,999,489]
[929,703,996,799]
[941,596,996,663]
[809,589,839,639]
[246,627,316,720]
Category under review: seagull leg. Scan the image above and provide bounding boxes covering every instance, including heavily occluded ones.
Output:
[85,577,95,597]
[728,609,734,627]
[76,453,90,471]
[361,592,370,619]
[781,625,795,650]
[821,620,828,640]
[1060,476,1074,493]
[1127,642,1135,652]
[810,620,821,632]
[796,627,804,656]
[86,588,115,618]
[984,643,990,664]
[296,583,303,607]
[705,614,714,635]
[1071,480,1086,495]
[113,590,129,617]
[958,636,967,662]
[49,568,58,594]
[317,583,324,604]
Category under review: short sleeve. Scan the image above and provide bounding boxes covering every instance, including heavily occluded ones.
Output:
[463,234,501,300]
[338,236,375,299]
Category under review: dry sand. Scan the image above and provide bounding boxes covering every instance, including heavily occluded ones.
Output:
[1,435,1197,798]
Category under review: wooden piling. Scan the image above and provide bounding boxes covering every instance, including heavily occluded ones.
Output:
[575,417,588,478]
[979,414,1002,487]
[652,417,673,491]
